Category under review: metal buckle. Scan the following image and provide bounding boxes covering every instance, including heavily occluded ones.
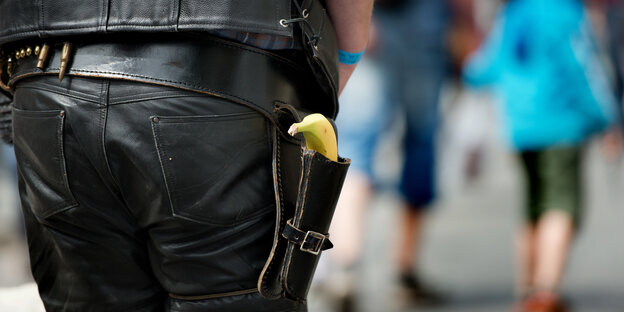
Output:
[300,230,326,256]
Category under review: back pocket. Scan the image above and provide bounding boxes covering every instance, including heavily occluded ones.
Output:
[151,111,274,226]
[13,108,78,219]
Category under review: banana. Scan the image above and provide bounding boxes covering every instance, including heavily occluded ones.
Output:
[288,113,338,162]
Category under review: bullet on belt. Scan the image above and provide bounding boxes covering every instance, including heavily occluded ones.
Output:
[59,42,72,81]
[36,44,50,70]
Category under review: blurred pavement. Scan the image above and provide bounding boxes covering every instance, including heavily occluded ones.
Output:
[310,92,624,312]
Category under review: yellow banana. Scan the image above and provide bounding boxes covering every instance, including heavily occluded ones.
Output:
[288,113,338,162]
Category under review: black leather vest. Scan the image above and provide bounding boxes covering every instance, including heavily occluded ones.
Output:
[0,0,339,117]
[0,0,293,46]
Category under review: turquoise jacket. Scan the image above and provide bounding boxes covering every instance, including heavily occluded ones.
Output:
[463,0,615,150]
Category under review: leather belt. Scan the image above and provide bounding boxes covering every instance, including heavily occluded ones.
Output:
[3,34,323,119]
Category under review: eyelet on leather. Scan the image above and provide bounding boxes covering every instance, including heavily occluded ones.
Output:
[302,9,309,18]
[279,19,289,28]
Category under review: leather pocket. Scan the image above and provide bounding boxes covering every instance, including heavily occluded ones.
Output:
[12,108,78,219]
[151,111,274,226]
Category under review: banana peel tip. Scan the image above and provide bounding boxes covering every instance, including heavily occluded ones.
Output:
[287,124,299,136]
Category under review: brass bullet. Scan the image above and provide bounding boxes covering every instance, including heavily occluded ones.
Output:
[36,44,50,70]
[26,47,32,56]
[19,49,25,58]
[34,46,41,56]
[15,51,20,60]
[59,42,72,81]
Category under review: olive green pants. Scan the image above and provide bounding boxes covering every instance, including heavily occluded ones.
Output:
[519,147,582,227]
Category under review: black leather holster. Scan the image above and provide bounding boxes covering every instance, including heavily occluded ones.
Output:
[259,105,350,302]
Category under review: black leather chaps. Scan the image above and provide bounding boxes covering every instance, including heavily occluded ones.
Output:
[11,35,317,312]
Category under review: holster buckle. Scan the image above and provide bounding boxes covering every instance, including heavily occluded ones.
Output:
[300,230,327,256]
[281,218,333,257]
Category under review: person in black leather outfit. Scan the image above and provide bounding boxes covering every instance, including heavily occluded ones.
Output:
[0,1,373,311]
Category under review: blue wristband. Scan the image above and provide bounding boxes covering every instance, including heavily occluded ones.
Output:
[338,49,365,65]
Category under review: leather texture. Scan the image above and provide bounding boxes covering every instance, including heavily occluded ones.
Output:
[258,105,304,299]
[296,0,339,114]
[280,151,349,301]
[1,0,340,118]
[257,105,350,302]
[13,75,308,312]
[4,0,341,309]
[0,0,292,46]
[7,33,335,118]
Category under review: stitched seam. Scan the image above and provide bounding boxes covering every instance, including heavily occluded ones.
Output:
[10,70,273,118]
[56,111,79,212]
[38,0,43,36]
[15,84,100,104]
[173,203,274,227]
[100,24,290,37]
[109,92,202,105]
[175,0,182,31]
[169,288,258,301]
[151,118,178,220]
[99,81,125,204]
[50,68,274,112]
[283,151,312,299]
[0,25,101,36]
[171,0,179,31]
[1,21,287,34]
[259,126,284,296]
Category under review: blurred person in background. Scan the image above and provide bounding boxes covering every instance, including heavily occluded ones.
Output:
[463,0,616,311]
[602,0,624,156]
[604,0,624,108]
[321,0,467,310]
[369,0,450,303]
[579,0,624,159]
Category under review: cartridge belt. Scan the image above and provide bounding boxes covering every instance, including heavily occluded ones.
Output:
[1,34,320,118]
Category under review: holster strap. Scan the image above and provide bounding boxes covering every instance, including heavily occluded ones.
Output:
[282,218,332,256]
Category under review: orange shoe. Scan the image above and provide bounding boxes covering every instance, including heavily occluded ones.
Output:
[515,291,569,312]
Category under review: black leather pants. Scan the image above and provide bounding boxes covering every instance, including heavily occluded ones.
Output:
[12,75,306,312]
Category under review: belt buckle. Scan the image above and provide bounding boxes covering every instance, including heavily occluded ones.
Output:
[299,230,326,256]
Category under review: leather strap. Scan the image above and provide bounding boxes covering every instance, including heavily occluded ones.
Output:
[281,218,332,256]
[6,34,331,119]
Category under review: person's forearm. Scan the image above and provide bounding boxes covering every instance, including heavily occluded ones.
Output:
[326,0,375,95]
